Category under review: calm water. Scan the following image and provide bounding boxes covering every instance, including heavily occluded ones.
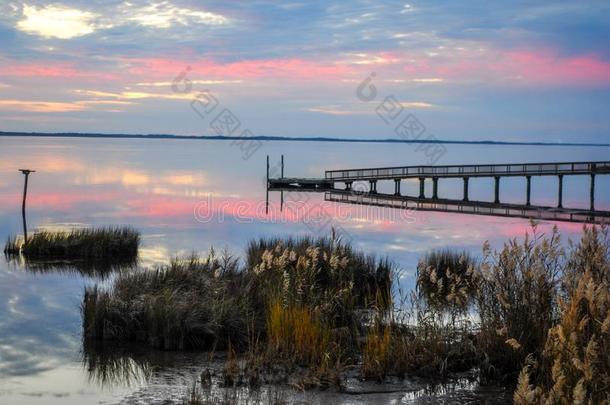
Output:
[1,136,609,404]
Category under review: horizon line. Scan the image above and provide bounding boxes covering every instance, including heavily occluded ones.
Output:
[1,131,609,147]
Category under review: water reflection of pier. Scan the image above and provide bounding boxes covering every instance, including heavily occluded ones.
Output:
[267,160,610,224]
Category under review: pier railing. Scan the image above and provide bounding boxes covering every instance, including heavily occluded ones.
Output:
[325,161,610,181]
[266,157,610,224]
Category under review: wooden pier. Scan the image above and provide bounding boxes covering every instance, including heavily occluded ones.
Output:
[267,159,610,224]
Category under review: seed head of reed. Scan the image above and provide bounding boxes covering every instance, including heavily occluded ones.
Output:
[416,249,479,313]
[247,234,393,330]
[476,225,563,380]
[514,226,610,405]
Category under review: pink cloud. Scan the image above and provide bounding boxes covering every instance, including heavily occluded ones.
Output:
[404,48,610,86]
[0,60,117,80]
[504,50,610,85]
[125,57,351,80]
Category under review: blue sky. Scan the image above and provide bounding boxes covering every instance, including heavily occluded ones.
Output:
[0,0,609,142]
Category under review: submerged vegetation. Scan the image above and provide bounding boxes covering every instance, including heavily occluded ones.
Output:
[81,226,610,403]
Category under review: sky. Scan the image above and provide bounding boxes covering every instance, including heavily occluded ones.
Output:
[0,0,610,142]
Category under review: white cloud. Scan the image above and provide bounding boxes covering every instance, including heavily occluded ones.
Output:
[400,4,413,14]
[0,98,137,112]
[346,53,396,65]
[127,1,229,28]
[14,1,229,39]
[17,4,97,39]
[307,107,357,116]
[74,89,194,101]
[306,105,371,116]
[400,102,434,108]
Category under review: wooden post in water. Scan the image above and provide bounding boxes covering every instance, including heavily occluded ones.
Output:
[19,169,35,243]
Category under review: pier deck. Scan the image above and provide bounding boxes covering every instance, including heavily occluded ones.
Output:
[266,159,610,224]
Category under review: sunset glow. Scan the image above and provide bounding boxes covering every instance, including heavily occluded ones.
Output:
[1,1,609,142]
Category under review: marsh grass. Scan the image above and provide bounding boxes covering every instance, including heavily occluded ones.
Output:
[83,233,393,390]
[266,300,330,366]
[4,228,138,276]
[247,234,393,329]
[361,295,477,381]
[476,225,563,381]
[361,322,392,380]
[83,226,609,401]
[21,227,139,260]
[83,252,250,351]
[513,226,610,404]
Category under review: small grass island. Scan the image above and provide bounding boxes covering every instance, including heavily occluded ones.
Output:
[4,227,140,262]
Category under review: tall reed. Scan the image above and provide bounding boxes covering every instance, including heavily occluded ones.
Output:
[416,249,478,313]
[514,226,610,404]
[476,225,563,380]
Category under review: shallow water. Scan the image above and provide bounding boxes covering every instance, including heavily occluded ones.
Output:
[1,136,608,403]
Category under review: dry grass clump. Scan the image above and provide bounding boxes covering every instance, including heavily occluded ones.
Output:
[514,227,610,405]
[266,299,330,366]
[83,233,394,365]
[247,234,392,328]
[563,225,610,292]
[83,233,394,391]
[361,298,477,381]
[416,249,478,313]
[409,224,609,395]
[82,252,251,351]
[21,227,139,260]
[361,322,392,380]
[476,225,563,380]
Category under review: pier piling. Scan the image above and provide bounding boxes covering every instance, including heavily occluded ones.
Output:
[558,174,563,208]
